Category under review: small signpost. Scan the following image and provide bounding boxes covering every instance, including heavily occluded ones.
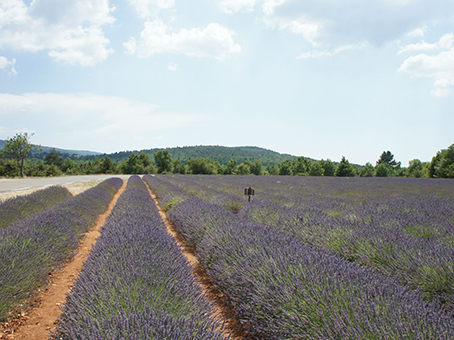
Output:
[244,186,255,202]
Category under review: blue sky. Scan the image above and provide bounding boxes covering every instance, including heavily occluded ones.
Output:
[0,0,453,165]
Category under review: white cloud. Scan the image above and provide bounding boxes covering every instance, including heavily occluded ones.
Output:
[0,56,17,75]
[0,92,207,151]
[124,19,241,60]
[406,26,428,38]
[0,0,115,66]
[217,0,258,14]
[399,36,454,97]
[298,43,366,58]
[261,0,454,57]
[127,0,174,18]
[167,63,178,71]
[398,33,454,54]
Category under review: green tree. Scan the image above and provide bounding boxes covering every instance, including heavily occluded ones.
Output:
[187,158,220,174]
[100,156,117,174]
[309,162,324,176]
[360,162,375,177]
[25,159,47,177]
[234,163,251,175]
[334,156,356,177]
[429,144,454,178]
[173,159,187,174]
[44,148,64,169]
[2,132,42,177]
[266,163,278,175]
[375,163,392,177]
[46,164,62,177]
[278,160,293,176]
[154,150,173,173]
[138,152,151,167]
[292,157,311,176]
[319,159,335,176]
[61,158,79,174]
[121,153,140,174]
[225,159,237,175]
[0,159,20,177]
[249,160,263,176]
[377,151,401,170]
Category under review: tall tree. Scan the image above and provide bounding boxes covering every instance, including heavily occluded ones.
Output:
[2,132,41,177]
[138,152,151,167]
[292,157,312,175]
[334,156,356,177]
[154,150,173,173]
[429,144,454,178]
[100,156,116,174]
[187,158,220,174]
[266,163,278,175]
[319,159,335,176]
[278,160,293,176]
[249,160,263,176]
[375,163,392,177]
[406,159,428,178]
[44,148,64,169]
[309,162,325,176]
[360,162,375,177]
[377,151,401,170]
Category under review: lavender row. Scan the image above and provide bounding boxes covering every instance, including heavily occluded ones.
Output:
[0,177,123,320]
[246,200,454,306]
[0,185,72,229]
[165,197,454,339]
[154,175,454,308]
[53,175,226,340]
[142,174,190,211]
[152,175,245,213]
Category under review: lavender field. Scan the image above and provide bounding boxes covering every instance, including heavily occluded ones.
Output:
[146,175,454,339]
[2,174,454,339]
[0,178,122,320]
[53,175,226,339]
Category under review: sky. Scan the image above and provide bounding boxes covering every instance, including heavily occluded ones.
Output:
[0,0,453,166]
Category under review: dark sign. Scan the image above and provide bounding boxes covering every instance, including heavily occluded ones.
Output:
[244,186,255,202]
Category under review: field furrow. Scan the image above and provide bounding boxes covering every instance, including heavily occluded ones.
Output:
[53,175,227,340]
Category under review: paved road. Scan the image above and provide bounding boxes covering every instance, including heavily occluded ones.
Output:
[0,175,131,193]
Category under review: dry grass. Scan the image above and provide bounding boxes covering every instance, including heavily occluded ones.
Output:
[0,180,102,202]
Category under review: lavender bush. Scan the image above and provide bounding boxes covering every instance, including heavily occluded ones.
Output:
[53,176,226,340]
[0,185,72,229]
[0,177,122,320]
[152,175,454,310]
[166,197,454,339]
[142,174,190,211]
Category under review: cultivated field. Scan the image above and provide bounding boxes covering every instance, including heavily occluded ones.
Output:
[146,175,454,339]
[1,175,454,339]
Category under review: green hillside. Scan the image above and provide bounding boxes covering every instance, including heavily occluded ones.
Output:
[98,145,298,166]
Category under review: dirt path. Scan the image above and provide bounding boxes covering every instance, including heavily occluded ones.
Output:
[145,183,252,340]
[0,180,127,340]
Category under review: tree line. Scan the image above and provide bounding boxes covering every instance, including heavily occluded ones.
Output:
[0,133,453,178]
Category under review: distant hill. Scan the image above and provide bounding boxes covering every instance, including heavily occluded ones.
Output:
[0,139,102,157]
[90,145,299,166]
[0,140,307,166]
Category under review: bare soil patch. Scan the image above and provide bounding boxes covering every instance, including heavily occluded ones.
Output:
[0,180,127,340]
[145,184,252,340]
